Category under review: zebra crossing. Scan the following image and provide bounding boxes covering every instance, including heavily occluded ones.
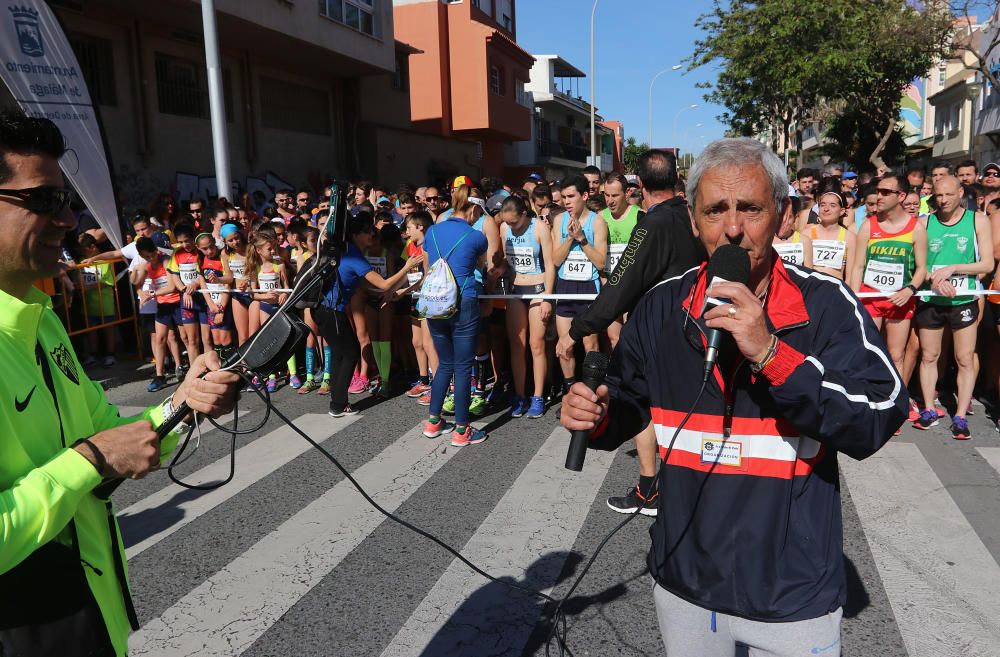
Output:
[101,378,1000,657]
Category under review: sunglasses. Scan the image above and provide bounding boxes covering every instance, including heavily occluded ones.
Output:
[424,196,440,203]
[985,171,1000,178]
[0,185,73,214]
[875,188,902,196]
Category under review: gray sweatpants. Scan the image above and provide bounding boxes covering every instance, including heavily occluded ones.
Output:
[653,582,842,657]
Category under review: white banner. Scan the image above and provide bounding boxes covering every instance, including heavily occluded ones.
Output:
[0,2,121,249]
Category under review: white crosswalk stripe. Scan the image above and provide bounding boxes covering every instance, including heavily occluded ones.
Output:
[978,447,1000,479]
[129,421,461,657]
[379,427,616,657]
[120,413,361,558]
[106,387,1000,657]
[841,442,1000,657]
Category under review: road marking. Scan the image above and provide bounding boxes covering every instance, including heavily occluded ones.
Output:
[129,423,460,657]
[978,447,1000,479]
[380,427,616,657]
[119,413,359,558]
[841,442,1000,657]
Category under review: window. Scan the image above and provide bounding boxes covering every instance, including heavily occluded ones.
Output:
[515,80,529,107]
[154,53,234,121]
[69,33,117,106]
[392,51,409,91]
[490,64,505,96]
[472,0,491,17]
[498,0,513,32]
[259,75,331,135]
[938,64,946,86]
[155,53,205,118]
[320,0,377,37]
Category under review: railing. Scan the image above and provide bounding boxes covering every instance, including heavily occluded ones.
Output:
[537,138,589,163]
[47,257,143,358]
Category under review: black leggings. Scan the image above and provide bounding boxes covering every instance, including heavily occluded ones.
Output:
[314,306,360,410]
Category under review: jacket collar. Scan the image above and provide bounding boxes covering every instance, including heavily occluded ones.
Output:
[682,249,809,332]
[0,285,52,351]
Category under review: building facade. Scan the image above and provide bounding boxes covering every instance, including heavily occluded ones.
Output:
[504,54,615,184]
[0,0,418,207]
[392,0,535,180]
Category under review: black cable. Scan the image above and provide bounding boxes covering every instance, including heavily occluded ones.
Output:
[544,377,709,656]
[158,371,706,655]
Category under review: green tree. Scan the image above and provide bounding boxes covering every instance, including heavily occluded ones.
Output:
[691,0,952,167]
[623,136,650,173]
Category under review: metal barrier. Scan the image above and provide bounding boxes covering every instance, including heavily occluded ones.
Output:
[51,258,144,359]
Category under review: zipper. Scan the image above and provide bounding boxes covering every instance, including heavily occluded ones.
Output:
[35,341,141,631]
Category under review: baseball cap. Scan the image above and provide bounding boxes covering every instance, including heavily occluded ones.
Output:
[526,172,543,183]
[220,223,239,239]
[842,171,858,180]
[486,189,511,216]
[984,162,1000,174]
[451,175,473,190]
[376,196,391,205]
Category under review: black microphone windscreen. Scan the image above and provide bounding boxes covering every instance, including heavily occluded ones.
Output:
[706,244,751,287]
[580,351,610,383]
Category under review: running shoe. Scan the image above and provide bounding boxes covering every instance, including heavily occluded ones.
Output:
[468,393,489,417]
[417,391,432,406]
[913,409,939,430]
[526,396,546,419]
[317,381,330,395]
[348,375,368,394]
[373,383,390,399]
[265,377,278,394]
[82,355,98,368]
[907,399,920,422]
[935,405,946,418]
[423,418,454,438]
[451,425,487,447]
[175,367,185,381]
[147,376,168,393]
[442,394,456,415]
[101,355,116,367]
[406,381,431,398]
[950,416,971,440]
[297,379,319,394]
[328,404,359,418]
[368,377,382,393]
[289,374,303,390]
[607,486,659,517]
[510,396,529,418]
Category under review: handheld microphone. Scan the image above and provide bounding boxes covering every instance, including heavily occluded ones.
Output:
[702,244,751,382]
[564,351,611,472]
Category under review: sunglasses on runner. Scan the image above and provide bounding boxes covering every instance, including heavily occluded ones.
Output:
[0,185,73,214]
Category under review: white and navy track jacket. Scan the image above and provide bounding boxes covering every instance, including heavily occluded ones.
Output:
[591,254,907,622]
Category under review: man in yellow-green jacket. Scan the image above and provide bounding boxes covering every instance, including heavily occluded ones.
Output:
[0,112,241,656]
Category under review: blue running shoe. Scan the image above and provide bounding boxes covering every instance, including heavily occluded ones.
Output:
[526,395,545,419]
[510,396,529,418]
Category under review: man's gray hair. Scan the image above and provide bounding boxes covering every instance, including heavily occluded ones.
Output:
[687,138,789,212]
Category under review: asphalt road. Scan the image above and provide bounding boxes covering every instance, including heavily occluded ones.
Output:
[98,370,1000,657]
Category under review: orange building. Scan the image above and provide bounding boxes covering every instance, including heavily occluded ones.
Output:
[392,0,535,179]
[599,120,626,174]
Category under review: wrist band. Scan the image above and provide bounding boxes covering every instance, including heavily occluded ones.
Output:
[74,438,106,476]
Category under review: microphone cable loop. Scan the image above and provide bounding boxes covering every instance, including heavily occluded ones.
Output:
[163,368,707,657]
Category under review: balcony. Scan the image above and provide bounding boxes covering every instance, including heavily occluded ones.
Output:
[537,138,589,163]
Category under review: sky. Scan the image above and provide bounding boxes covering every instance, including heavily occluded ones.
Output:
[515,0,727,155]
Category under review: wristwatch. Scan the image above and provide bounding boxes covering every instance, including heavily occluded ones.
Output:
[578,236,589,246]
[905,284,918,295]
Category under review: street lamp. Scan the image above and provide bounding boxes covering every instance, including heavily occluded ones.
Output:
[648,64,683,146]
[590,0,599,166]
[671,103,698,150]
